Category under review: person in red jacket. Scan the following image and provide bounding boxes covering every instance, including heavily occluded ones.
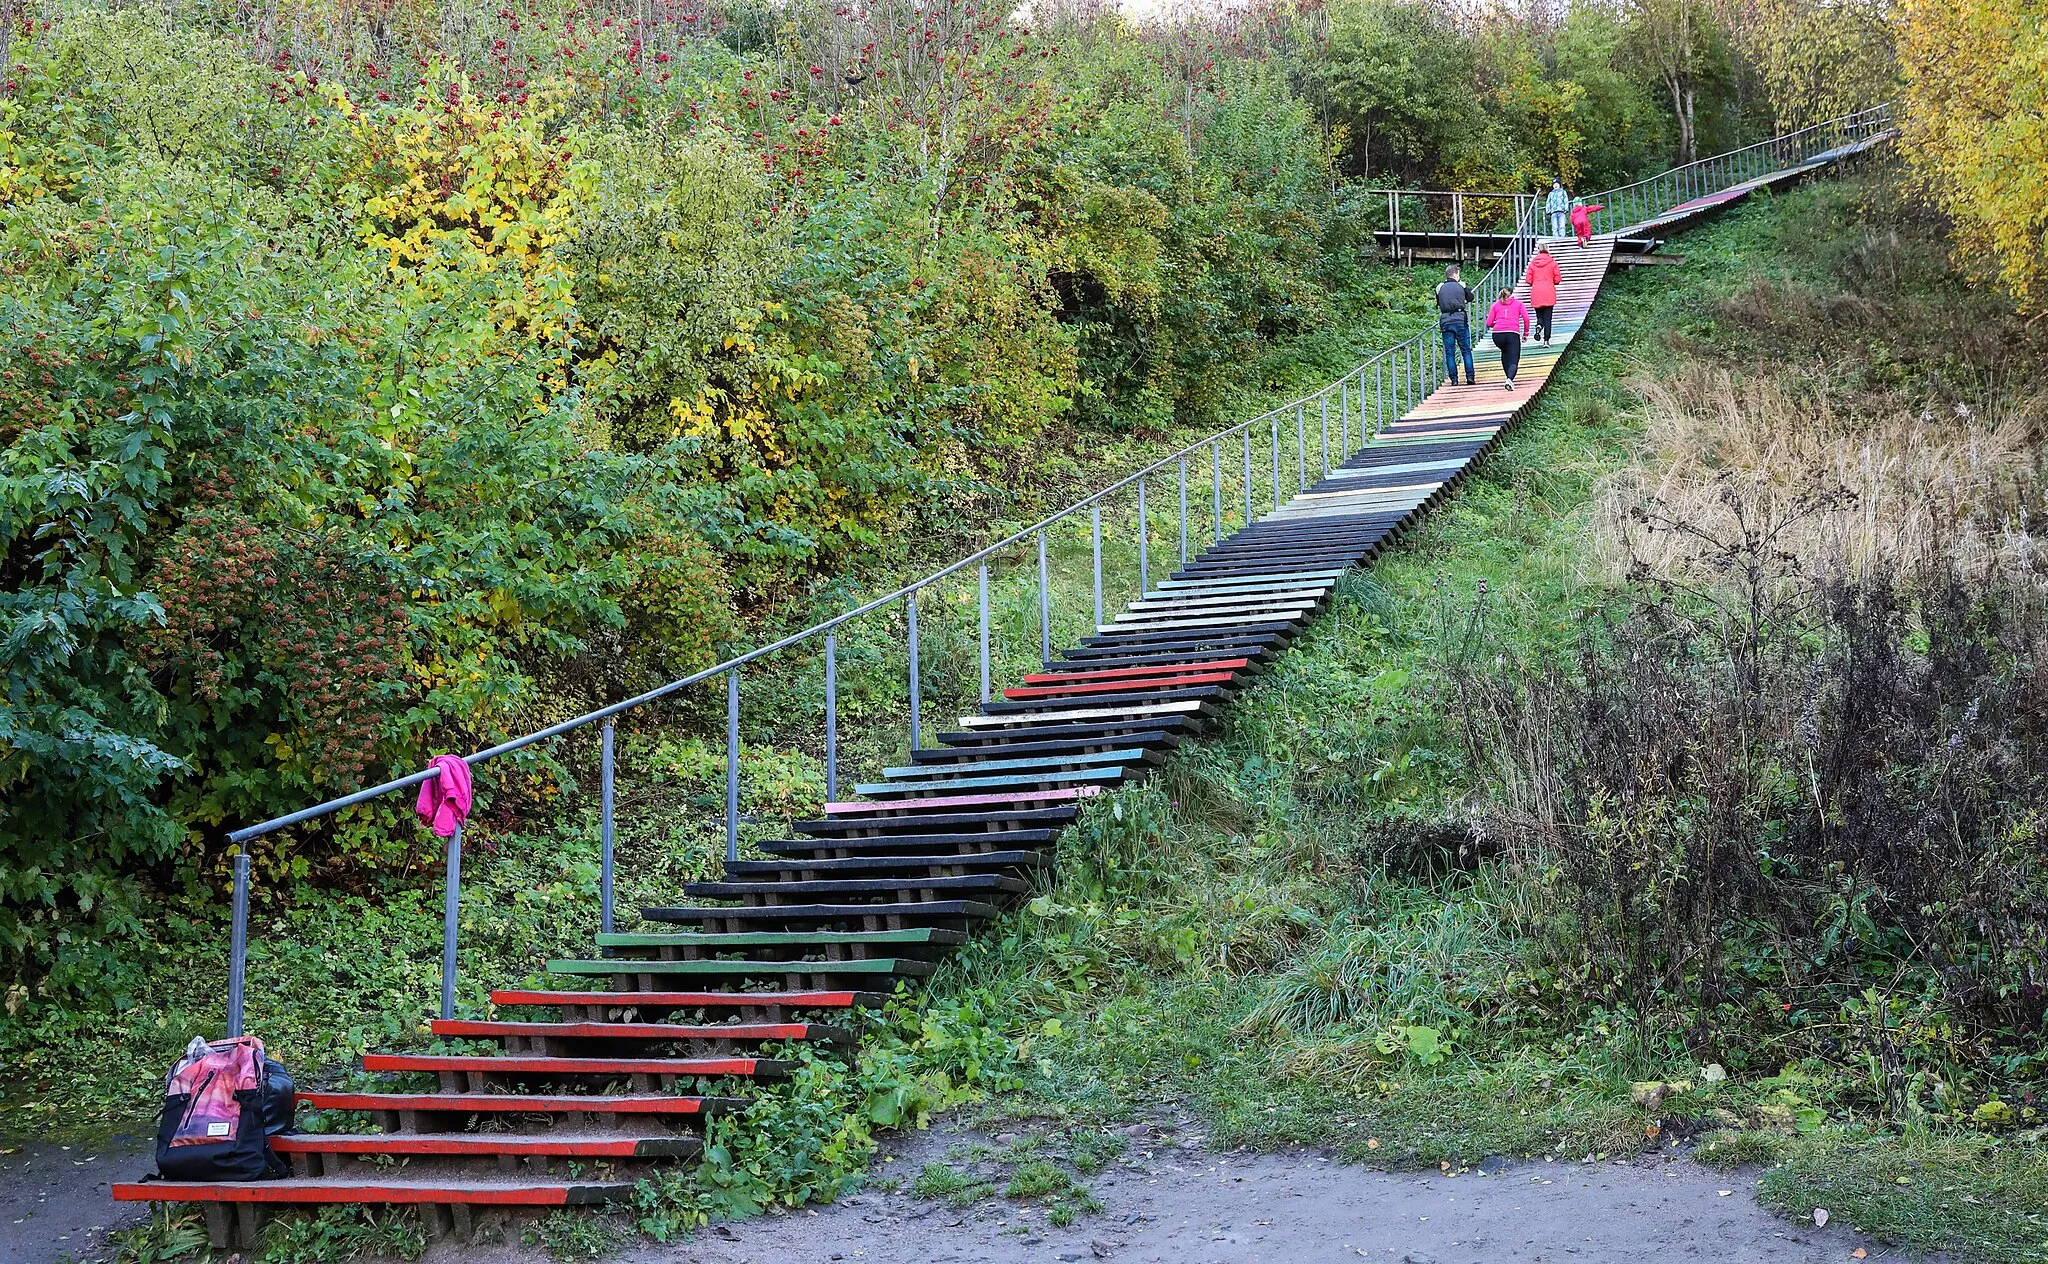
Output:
[1524,247,1562,345]
[1569,199,1604,247]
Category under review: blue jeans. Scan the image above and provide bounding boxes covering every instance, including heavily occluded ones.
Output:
[1441,321,1473,384]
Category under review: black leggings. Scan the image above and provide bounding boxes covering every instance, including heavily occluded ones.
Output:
[1492,331,1522,382]
[1533,305,1553,341]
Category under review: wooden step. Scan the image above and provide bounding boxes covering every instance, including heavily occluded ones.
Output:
[680,874,1029,900]
[360,1053,791,1077]
[114,1177,634,1206]
[489,989,886,1011]
[595,929,965,951]
[881,747,1151,779]
[431,1019,854,1044]
[723,852,1046,879]
[546,957,932,979]
[853,765,1131,798]
[760,829,1059,856]
[640,900,1000,926]
[793,805,1080,835]
[298,1091,743,1116]
[274,1133,703,1159]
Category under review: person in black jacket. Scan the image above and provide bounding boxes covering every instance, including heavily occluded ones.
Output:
[1435,264,1476,386]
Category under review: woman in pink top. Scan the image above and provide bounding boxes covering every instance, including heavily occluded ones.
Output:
[1524,247,1562,344]
[1485,291,1532,390]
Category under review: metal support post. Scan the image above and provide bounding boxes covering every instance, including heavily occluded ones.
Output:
[1037,530,1051,661]
[599,722,615,934]
[1210,442,1222,542]
[1177,456,1188,565]
[1137,480,1148,593]
[440,822,462,1021]
[1091,505,1102,628]
[725,669,740,862]
[906,591,921,751]
[826,632,840,800]
[974,570,988,705]
[1270,418,1281,511]
[1242,429,1253,524]
[1319,395,1329,476]
[226,852,250,1037]
[1295,403,1305,491]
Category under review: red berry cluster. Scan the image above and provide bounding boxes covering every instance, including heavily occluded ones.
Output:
[139,471,409,791]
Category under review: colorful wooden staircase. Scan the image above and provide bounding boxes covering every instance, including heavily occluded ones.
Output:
[115,109,1894,1246]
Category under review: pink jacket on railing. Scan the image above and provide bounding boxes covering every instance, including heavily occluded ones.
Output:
[1486,294,1532,337]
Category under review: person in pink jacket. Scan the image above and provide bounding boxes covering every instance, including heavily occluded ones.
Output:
[1524,247,1562,344]
[1569,199,1603,247]
[1485,291,1532,390]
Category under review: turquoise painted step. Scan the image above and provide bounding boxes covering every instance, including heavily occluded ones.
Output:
[878,748,1145,781]
[853,765,1129,798]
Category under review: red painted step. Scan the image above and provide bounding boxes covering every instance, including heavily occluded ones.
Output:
[1001,670,1237,700]
[299,1091,735,1115]
[489,989,880,1010]
[361,1054,785,1076]
[1018,657,1249,685]
[432,1019,840,1042]
[114,1178,631,1206]
[273,1134,701,1158]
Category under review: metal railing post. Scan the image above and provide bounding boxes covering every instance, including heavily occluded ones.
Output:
[1091,504,1102,628]
[906,591,921,751]
[1242,429,1253,524]
[1210,442,1222,542]
[974,569,988,705]
[825,633,840,800]
[1137,480,1149,593]
[226,852,250,1038]
[1319,395,1329,476]
[1177,455,1188,565]
[1375,359,1384,434]
[599,722,615,935]
[1295,403,1306,490]
[440,822,462,1021]
[1270,417,1281,510]
[1038,530,1051,660]
[1340,379,1351,454]
[724,669,740,863]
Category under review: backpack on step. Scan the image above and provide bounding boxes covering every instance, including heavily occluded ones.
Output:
[155,1035,295,1181]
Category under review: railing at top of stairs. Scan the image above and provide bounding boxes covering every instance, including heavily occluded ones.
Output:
[209,103,1894,1039]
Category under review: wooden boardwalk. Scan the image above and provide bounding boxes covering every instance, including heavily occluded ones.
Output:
[116,126,1891,1242]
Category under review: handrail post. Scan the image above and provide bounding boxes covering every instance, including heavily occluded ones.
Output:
[1270,417,1281,510]
[1037,530,1051,661]
[975,567,988,704]
[1090,504,1103,629]
[1177,455,1188,565]
[1138,480,1149,593]
[440,821,462,1021]
[1210,442,1222,542]
[724,669,740,863]
[599,721,615,935]
[226,852,250,1038]
[1295,403,1306,491]
[1319,395,1330,476]
[906,591,921,751]
[1340,379,1350,454]
[1241,429,1253,525]
[825,633,840,800]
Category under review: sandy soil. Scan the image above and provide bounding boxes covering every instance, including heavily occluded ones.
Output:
[620,1119,1934,1264]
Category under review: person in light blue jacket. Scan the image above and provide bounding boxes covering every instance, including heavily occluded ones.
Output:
[1545,179,1570,238]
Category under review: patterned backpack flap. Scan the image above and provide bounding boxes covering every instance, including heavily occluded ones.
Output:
[164,1036,265,1148]
[155,1035,285,1181]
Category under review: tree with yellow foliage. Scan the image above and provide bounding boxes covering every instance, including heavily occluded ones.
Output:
[1895,0,2048,311]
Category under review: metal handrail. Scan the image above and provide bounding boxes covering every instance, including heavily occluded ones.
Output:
[214,104,1892,1036]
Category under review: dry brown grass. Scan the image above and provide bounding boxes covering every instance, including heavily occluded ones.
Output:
[1592,360,2048,583]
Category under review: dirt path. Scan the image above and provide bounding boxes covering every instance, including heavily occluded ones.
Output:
[0,1135,152,1264]
[622,1122,1935,1264]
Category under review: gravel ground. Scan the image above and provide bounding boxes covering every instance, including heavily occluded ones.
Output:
[0,1135,153,1264]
